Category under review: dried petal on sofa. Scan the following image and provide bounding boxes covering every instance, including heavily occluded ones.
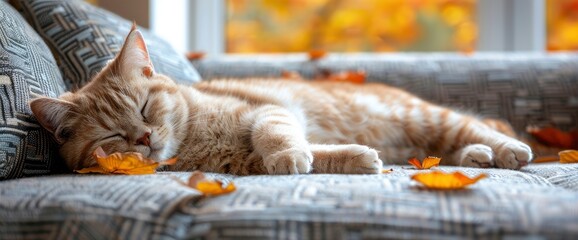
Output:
[559,150,578,163]
[527,125,577,149]
[308,50,327,61]
[75,147,177,175]
[281,70,303,80]
[74,166,107,174]
[181,171,236,196]
[329,71,366,84]
[313,70,366,84]
[411,171,487,190]
[533,155,559,163]
[408,156,441,169]
[382,168,394,174]
[186,51,206,60]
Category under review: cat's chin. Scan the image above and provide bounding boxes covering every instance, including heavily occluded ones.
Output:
[148,149,163,161]
[148,146,173,162]
[148,139,177,161]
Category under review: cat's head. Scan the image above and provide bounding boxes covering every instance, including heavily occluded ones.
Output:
[30,26,188,170]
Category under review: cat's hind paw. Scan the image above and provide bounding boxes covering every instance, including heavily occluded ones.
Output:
[345,145,383,174]
[456,141,533,170]
[265,148,313,175]
[457,144,494,168]
[493,141,533,170]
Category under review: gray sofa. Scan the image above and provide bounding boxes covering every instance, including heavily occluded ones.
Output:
[1,1,578,239]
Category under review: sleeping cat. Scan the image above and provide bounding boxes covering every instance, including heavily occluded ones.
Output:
[29,26,533,175]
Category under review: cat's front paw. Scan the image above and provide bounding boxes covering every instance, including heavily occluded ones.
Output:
[493,141,533,170]
[344,145,383,174]
[458,144,495,168]
[265,148,313,175]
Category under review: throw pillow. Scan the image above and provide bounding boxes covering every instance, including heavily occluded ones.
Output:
[9,0,201,90]
[0,2,68,180]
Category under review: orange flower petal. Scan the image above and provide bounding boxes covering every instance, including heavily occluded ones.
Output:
[96,152,158,173]
[533,156,559,163]
[281,70,302,80]
[527,126,575,149]
[182,171,236,196]
[323,71,366,84]
[408,158,422,169]
[186,51,206,60]
[112,164,159,175]
[196,181,237,196]
[559,150,578,164]
[343,71,366,84]
[408,156,441,169]
[382,168,394,174]
[74,166,107,174]
[75,147,177,175]
[452,171,487,185]
[411,171,487,190]
[422,156,441,169]
[308,50,327,61]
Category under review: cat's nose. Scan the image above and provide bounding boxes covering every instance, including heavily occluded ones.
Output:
[136,131,151,146]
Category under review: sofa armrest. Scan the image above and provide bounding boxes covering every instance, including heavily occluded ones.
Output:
[191,53,578,132]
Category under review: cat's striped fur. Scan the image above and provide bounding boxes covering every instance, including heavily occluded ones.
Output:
[30,27,533,175]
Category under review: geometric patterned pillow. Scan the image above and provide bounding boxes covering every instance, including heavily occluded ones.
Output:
[0,2,68,180]
[9,0,201,90]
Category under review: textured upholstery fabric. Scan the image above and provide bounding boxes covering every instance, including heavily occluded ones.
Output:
[9,0,201,90]
[0,1,576,238]
[192,53,578,133]
[1,165,578,239]
[0,2,67,180]
[522,163,578,190]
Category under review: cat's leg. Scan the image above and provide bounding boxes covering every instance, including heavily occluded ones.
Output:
[310,144,383,174]
[250,105,312,174]
[450,118,519,168]
[443,116,532,169]
[451,144,495,168]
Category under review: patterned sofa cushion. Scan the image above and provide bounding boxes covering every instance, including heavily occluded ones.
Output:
[0,2,67,180]
[522,163,578,190]
[1,166,578,239]
[9,0,201,90]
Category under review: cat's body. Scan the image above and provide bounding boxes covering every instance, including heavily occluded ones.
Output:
[30,27,533,175]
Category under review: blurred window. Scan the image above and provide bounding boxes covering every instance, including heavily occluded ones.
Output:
[226,0,477,53]
[546,0,578,51]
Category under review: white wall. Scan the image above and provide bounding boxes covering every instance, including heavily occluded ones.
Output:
[150,0,190,53]
[477,0,545,51]
[97,0,150,28]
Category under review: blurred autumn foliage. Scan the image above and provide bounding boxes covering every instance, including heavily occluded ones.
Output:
[547,0,578,51]
[226,0,477,53]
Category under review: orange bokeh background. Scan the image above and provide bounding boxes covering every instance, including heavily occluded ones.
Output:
[547,0,578,51]
[226,0,477,53]
[228,0,578,53]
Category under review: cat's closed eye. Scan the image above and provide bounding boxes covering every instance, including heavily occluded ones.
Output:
[58,127,74,140]
[141,99,149,122]
[103,133,124,141]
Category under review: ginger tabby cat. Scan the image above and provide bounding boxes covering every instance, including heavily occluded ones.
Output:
[29,27,533,175]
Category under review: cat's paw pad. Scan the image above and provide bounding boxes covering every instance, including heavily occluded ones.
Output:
[493,141,533,170]
[265,148,312,175]
[459,144,494,168]
[345,145,383,174]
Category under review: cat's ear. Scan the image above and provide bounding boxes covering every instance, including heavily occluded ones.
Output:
[114,23,155,78]
[29,97,76,144]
